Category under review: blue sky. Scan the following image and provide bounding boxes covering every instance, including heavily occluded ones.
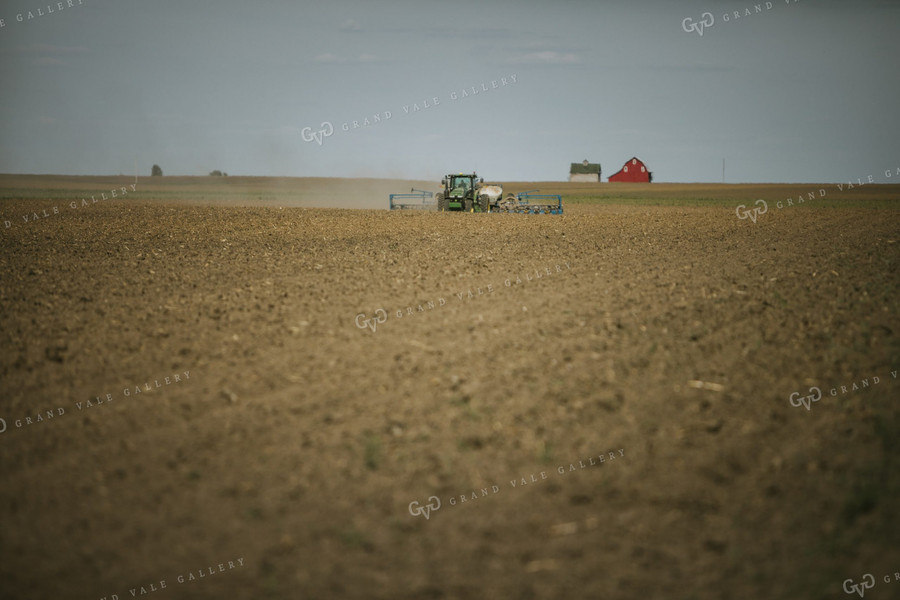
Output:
[1,0,899,182]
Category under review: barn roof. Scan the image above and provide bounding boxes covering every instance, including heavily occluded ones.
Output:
[570,162,601,174]
[610,157,649,174]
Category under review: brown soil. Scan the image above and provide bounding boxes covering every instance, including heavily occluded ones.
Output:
[1,177,898,600]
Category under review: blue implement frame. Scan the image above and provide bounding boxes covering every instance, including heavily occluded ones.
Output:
[496,191,563,214]
[389,189,435,210]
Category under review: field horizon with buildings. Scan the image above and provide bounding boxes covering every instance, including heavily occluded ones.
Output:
[3,173,899,211]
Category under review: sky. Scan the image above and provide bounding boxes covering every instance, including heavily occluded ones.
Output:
[1,0,899,183]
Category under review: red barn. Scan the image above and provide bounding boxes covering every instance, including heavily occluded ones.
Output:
[608,157,652,183]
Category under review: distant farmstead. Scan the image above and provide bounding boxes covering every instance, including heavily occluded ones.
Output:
[608,157,652,183]
[569,160,601,183]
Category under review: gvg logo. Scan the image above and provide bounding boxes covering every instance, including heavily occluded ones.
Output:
[301,121,334,146]
[355,309,387,332]
[302,74,516,149]
[789,386,821,411]
[844,574,875,597]
[682,12,714,36]
[787,370,895,413]
[354,261,571,335]
[736,199,768,223]
[408,496,441,520]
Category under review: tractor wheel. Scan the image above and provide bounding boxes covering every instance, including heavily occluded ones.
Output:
[464,197,474,212]
[478,195,490,213]
[436,193,448,212]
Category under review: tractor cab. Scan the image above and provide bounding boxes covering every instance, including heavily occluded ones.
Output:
[446,174,476,196]
[452,176,470,192]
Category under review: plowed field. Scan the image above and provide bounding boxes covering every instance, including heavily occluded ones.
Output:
[1,176,898,600]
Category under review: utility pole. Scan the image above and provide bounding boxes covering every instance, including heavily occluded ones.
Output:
[722,158,725,183]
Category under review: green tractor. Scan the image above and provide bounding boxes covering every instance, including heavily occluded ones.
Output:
[435,172,490,213]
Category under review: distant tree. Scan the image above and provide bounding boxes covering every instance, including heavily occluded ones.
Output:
[209,170,223,176]
[151,164,163,177]
[223,172,228,177]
